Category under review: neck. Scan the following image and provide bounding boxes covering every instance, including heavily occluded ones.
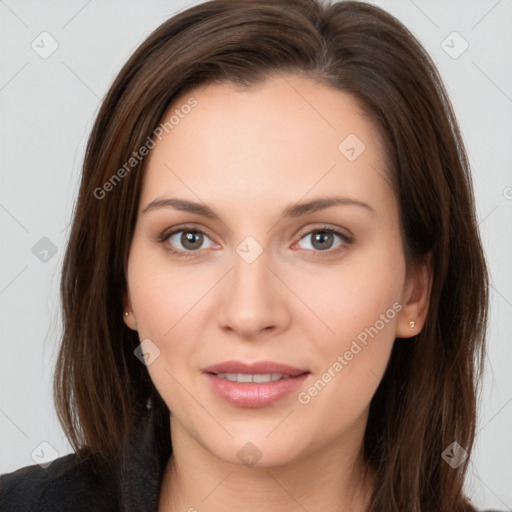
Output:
[158,414,375,512]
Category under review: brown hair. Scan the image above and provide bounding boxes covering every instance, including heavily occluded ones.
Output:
[54,1,489,510]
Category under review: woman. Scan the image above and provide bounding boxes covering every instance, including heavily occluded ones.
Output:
[0,0,493,510]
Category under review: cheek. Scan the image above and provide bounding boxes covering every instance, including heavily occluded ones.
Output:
[295,240,405,343]
[294,305,399,441]
[293,244,404,411]
[128,242,210,340]
[127,253,203,416]
[126,244,215,401]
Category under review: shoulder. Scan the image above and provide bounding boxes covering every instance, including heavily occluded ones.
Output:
[0,452,116,512]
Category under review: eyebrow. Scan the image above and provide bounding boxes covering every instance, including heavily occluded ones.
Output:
[141,196,375,219]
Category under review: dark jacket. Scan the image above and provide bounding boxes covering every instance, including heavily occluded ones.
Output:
[0,406,500,511]
[0,405,170,511]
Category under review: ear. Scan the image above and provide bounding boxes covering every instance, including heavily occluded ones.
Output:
[395,252,433,338]
[122,287,138,331]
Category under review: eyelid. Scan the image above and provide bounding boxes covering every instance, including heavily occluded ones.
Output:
[159,223,214,240]
[295,223,354,244]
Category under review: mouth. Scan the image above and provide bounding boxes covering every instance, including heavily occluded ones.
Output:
[202,360,310,408]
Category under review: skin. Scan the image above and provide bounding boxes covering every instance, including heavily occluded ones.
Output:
[123,74,431,512]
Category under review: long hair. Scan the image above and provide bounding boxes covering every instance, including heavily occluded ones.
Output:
[54,1,489,510]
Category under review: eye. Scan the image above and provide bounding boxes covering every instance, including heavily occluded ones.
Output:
[158,224,352,258]
[160,225,217,257]
[295,226,352,254]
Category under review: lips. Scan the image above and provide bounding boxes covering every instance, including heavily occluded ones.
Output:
[202,360,310,408]
[202,360,309,376]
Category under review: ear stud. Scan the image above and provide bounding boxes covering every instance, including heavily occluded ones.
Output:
[410,320,415,329]
[125,311,130,317]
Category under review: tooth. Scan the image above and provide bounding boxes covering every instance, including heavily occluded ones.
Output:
[215,373,291,383]
[253,373,272,383]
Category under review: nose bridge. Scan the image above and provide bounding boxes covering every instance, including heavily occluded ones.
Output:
[231,236,274,308]
[218,235,287,336]
[232,238,270,295]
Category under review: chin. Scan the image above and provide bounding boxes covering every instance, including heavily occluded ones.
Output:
[205,435,304,469]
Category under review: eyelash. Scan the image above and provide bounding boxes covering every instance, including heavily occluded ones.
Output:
[157,224,353,259]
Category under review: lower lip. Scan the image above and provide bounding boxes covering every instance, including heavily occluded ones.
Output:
[204,373,309,408]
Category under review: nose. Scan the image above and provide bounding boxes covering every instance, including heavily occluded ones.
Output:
[216,245,290,339]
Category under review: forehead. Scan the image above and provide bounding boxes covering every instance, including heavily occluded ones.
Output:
[140,74,392,218]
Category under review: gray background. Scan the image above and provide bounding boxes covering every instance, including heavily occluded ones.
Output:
[0,0,511,509]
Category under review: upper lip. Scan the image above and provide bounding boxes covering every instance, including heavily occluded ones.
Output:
[202,360,309,376]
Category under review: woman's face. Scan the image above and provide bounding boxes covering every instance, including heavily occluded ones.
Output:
[124,74,428,468]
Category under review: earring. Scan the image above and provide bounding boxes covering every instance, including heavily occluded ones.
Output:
[125,311,130,317]
[409,320,415,329]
